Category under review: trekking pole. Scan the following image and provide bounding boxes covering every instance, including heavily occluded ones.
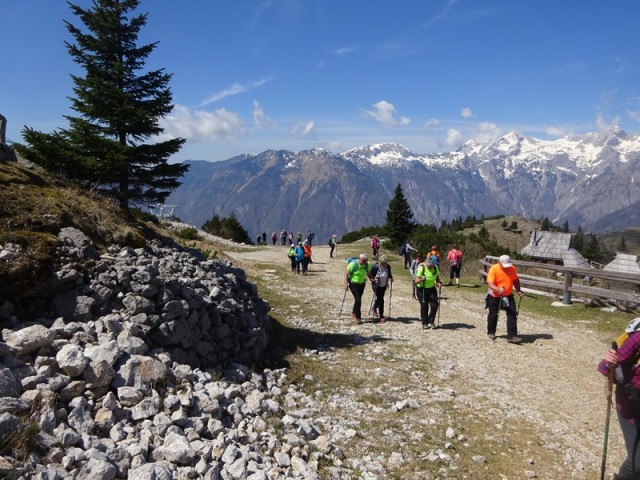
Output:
[600,341,618,480]
[437,285,442,327]
[388,282,392,320]
[338,287,348,317]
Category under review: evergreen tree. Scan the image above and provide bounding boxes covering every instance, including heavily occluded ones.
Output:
[617,236,627,253]
[501,219,509,228]
[202,213,251,244]
[509,220,518,230]
[17,0,187,211]
[384,184,416,246]
[541,217,551,231]
[572,226,585,252]
[562,220,569,233]
[582,233,601,262]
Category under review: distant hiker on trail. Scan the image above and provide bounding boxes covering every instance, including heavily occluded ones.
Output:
[368,255,393,322]
[256,234,262,245]
[307,230,315,247]
[294,242,304,274]
[428,245,441,268]
[597,317,640,480]
[415,257,442,330]
[271,232,277,246]
[297,232,303,244]
[288,231,294,244]
[329,234,337,258]
[401,241,417,269]
[485,255,524,343]
[344,253,370,324]
[262,232,267,244]
[287,243,297,272]
[371,235,380,260]
[447,244,463,287]
[280,230,287,246]
[302,240,312,274]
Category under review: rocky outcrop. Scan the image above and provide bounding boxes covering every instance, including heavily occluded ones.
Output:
[0,228,357,478]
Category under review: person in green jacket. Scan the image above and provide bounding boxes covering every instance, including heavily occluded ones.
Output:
[415,257,442,329]
[287,243,297,272]
[344,253,370,324]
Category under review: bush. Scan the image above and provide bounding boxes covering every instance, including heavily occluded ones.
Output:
[176,227,199,240]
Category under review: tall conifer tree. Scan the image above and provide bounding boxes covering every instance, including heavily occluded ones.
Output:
[18,0,187,210]
[384,183,415,246]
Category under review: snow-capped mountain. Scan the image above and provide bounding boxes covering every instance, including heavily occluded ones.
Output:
[166,129,640,240]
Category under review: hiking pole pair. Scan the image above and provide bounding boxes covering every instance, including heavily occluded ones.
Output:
[600,341,618,480]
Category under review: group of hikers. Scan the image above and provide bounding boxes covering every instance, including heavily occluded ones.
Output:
[340,240,640,479]
[344,243,465,328]
[259,229,316,247]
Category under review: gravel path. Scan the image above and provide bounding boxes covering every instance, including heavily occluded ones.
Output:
[226,240,626,479]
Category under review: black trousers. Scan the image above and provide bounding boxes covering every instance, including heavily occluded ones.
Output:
[417,286,438,325]
[349,282,366,319]
[486,294,518,337]
[372,284,387,317]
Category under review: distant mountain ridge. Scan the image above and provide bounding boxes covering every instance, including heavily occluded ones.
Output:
[166,128,640,240]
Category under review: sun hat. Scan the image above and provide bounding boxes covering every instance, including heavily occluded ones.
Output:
[499,255,513,268]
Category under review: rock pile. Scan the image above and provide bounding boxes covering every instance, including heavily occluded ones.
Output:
[0,228,356,478]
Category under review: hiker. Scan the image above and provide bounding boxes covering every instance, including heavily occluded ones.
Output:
[294,242,304,274]
[255,234,262,245]
[485,254,524,343]
[262,232,267,244]
[271,232,277,246]
[344,253,370,324]
[371,235,380,260]
[428,245,441,268]
[409,253,423,300]
[288,231,294,245]
[597,317,640,480]
[307,230,315,247]
[280,229,287,246]
[401,241,417,269]
[287,243,297,272]
[297,232,303,244]
[415,257,442,329]
[329,234,337,258]
[302,240,312,274]
[368,255,393,322]
[447,244,463,287]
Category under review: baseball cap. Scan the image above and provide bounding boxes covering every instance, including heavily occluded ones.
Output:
[499,255,513,268]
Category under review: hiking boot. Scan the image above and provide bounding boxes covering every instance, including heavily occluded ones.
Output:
[380,316,386,323]
[507,336,522,344]
[370,307,378,318]
[487,333,496,340]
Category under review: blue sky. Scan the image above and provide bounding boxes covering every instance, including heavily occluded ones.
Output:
[3,0,640,162]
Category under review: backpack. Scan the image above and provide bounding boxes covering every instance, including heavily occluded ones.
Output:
[372,238,379,249]
[399,244,406,255]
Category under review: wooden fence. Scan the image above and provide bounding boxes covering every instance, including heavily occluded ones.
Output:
[479,256,640,305]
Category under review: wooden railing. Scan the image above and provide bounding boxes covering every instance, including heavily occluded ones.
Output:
[479,256,640,305]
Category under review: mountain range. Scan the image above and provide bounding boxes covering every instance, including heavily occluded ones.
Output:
[165,128,640,241]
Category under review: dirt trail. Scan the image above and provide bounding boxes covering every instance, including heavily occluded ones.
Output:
[226,240,625,478]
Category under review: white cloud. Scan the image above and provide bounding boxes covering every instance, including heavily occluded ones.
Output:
[423,117,440,130]
[595,113,620,132]
[160,104,245,142]
[333,46,360,56]
[290,120,316,138]
[198,76,275,107]
[252,100,276,129]
[460,107,473,119]
[545,126,566,137]
[471,121,501,143]
[442,128,464,148]
[361,100,411,127]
